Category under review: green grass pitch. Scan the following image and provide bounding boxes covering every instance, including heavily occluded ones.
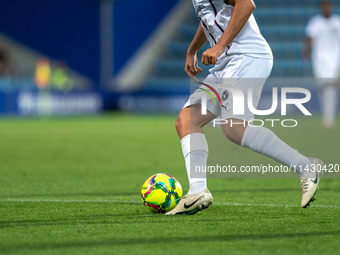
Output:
[0,114,339,254]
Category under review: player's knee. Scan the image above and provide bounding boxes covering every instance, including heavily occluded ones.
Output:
[222,125,243,145]
[175,117,182,134]
[223,126,235,141]
[176,111,190,135]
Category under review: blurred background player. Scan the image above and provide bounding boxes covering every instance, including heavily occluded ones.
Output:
[303,0,340,129]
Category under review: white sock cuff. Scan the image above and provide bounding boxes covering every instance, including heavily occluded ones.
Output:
[241,126,260,148]
[181,133,208,158]
[240,126,249,147]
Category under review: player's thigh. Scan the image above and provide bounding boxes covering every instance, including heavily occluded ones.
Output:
[177,104,217,129]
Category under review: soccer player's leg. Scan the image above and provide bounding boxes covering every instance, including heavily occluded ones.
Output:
[220,57,325,208]
[166,104,215,215]
[221,121,324,207]
[321,82,337,130]
[314,62,338,129]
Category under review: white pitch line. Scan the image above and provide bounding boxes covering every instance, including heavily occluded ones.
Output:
[1,198,340,209]
[2,198,141,204]
[215,202,340,209]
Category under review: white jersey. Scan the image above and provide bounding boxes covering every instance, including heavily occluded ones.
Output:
[306,14,340,78]
[192,0,272,63]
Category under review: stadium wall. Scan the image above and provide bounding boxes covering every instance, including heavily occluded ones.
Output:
[0,0,180,83]
[0,0,181,115]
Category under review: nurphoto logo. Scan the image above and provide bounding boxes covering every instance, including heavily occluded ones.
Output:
[199,82,312,127]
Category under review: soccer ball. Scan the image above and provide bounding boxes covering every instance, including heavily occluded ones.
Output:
[141,173,183,213]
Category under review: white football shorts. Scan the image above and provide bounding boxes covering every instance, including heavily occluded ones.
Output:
[183,54,273,124]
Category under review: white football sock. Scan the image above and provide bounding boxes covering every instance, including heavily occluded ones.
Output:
[181,133,208,195]
[322,86,337,127]
[241,126,311,177]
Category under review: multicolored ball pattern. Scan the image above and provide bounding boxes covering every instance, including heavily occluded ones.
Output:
[141,173,183,213]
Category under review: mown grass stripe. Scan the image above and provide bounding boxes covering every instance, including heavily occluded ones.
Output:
[2,198,339,208]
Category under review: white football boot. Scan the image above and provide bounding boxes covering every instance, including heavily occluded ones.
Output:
[300,158,325,208]
[166,189,213,215]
